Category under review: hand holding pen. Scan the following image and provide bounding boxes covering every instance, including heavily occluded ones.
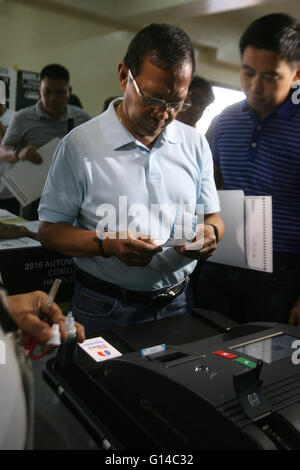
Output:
[6,280,85,359]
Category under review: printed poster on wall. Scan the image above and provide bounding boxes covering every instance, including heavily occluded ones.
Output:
[16,70,40,110]
[0,66,17,110]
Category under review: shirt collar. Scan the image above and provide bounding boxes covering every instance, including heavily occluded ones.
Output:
[100,98,183,151]
[242,89,297,120]
[163,119,183,144]
[275,89,297,119]
[35,99,69,121]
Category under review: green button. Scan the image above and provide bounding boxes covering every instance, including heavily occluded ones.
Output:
[234,357,257,368]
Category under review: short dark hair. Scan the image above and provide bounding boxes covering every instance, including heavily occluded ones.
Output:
[189,76,214,105]
[123,23,195,76]
[239,13,300,67]
[40,63,70,82]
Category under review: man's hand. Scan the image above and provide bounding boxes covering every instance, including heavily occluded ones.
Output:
[0,222,37,240]
[174,224,217,261]
[17,145,43,164]
[289,297,300,326]
[7,291,85,356]
[102,231,162,266]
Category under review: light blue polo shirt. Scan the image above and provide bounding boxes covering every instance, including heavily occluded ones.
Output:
[39,100,220,290]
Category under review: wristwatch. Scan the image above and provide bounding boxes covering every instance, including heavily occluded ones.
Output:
[13,148,20,161]
[207,224,219,243]
[93,236,110,258]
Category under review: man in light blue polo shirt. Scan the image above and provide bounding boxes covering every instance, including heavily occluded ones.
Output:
[195,14,300,325]
[38,23,224,334]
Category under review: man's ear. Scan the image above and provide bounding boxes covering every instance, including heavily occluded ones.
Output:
[118,62,129,92]
[292,65,300,82]
[68,86,72,95]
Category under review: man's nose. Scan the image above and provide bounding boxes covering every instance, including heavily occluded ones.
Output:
[151,104,170,120]
[250,75,264,94]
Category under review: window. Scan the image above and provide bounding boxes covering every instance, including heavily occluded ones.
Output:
[196,85,245,135]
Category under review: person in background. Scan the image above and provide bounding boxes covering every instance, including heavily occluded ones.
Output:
[38,23,224,335]
[176,75,214,128]
[194,13,300,325]
[0,103,15,143]
[0,64,91,217]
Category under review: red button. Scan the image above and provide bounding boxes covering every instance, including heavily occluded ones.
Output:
[213,350,237,359]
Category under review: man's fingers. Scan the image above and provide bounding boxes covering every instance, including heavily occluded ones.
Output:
[129,235,162,254]
[74,322,86,342]
[21,314,53,341]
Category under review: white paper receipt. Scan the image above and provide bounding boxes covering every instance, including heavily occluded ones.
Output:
[79,336,122,362]
[154,209,200,248]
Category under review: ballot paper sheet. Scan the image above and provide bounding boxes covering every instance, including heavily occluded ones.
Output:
[0,138,60,206]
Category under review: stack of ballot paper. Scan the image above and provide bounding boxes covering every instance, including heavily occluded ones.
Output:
[209,190,273,272]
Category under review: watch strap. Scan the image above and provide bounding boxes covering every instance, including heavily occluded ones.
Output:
[93,236,110,258]
[207,224,219,243]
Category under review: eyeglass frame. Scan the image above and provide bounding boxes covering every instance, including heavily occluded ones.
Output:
[128,69,192,113]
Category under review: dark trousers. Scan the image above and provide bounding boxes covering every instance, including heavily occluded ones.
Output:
[71,280,195,336]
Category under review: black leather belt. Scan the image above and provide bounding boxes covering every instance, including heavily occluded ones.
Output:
[76,268,189,307]
[273,252,300,271]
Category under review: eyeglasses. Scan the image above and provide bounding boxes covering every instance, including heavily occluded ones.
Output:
[128,69,191,113]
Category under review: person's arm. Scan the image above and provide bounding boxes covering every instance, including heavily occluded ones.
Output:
[174,212,224,260]
[1,113,42,164]
[0,222,37,240]
[0,144,42,164]
[0,144,19,163]
[39,221,101,257]
[39,221,162,266]
[289,297,300,326]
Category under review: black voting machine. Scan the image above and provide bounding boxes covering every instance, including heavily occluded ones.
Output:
[44,308,300,450]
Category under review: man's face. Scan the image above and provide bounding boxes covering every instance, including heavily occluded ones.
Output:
[40,77,71,118]
[118,58,193,143]
[240,46,300,118]
[176,85,209,127]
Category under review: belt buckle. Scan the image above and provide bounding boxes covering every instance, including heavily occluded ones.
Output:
[150,290,176,308]
[149,279,187,308]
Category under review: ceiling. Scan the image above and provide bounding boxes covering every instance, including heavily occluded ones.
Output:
[10,0,300,67]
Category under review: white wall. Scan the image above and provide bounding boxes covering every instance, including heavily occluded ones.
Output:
[0,1,131,115]
[0,1,242,116]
